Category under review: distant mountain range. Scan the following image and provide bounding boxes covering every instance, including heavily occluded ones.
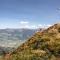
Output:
[0,28,39,54]
[0,28,36,41]
[0,28,37,46]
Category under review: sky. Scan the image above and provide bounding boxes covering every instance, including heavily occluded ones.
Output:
[0,0,60,29]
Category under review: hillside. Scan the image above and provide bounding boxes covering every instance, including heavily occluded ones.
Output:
[0,28,37,57]
[4,23,60,60]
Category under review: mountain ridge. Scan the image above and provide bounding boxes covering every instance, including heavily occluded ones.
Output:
[5,23,59,60]
[1,23,60,60]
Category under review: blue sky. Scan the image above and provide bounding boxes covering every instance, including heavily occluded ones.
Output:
[0,0,60,29]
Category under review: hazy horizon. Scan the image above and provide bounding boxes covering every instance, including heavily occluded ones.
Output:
[0,0,60,29]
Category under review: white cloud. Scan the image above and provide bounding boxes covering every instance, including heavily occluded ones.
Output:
[46,24,52,27]
[19,21,29,28]
[36,24,52,29]
[19,21,51,29]
[20,21,29,24]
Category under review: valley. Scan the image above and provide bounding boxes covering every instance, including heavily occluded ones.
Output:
[0,28,37,56]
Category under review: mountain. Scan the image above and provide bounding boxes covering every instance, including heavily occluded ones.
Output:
[0,28,37,47]
[0,28,37,41]
[0,28,39,56]
[7,23,60,60]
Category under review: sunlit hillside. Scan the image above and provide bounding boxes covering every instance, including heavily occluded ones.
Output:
[3,23,60,60]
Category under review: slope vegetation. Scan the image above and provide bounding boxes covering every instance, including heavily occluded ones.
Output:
[5,23,60,60]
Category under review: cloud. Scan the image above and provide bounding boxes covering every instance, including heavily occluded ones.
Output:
[36,24,51,29]
[57,8,60,11]
[19,21,29,28]
[19,21,51,29]
[56,8,60,13]
[20,21,29,24]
